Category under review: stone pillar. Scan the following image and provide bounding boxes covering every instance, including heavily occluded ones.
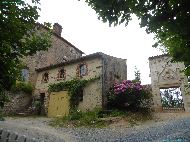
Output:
[151,84,163,112]
[181,76,190,112]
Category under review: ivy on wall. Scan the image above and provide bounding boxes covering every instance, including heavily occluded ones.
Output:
[48,77,99,110]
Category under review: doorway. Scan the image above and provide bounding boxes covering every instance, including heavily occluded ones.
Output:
[160,87,185,111]
[48,91,70,117]
[39,93,45,115]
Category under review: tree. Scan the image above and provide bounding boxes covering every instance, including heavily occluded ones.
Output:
[84,0,190,75]
[0,0,52,108]
[134,66,141,83]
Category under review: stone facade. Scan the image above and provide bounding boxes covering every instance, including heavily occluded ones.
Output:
[19,23,127,115]
[149,54,190,112]
[34,52,127,112]
[101,54,127,108]
[22,23,83,86]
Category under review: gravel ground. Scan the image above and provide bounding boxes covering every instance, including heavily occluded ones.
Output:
[0,113,190,142]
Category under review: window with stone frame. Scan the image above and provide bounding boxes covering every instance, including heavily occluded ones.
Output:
[77,63,88,77]
[42,72,49,83]
[57,68,66,80]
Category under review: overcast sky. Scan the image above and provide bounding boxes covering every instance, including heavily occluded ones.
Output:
[37,0,162,84]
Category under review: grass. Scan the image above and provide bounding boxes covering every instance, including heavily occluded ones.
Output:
[50,109,109,128]
[49,109,153,128]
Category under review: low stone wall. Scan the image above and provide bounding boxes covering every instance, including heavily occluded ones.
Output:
[0,128,39,142]
[3,91,32,115]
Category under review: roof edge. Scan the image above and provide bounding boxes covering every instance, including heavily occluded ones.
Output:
[148,54,169,60]
[36,52,104,72]
[35,52,126,72]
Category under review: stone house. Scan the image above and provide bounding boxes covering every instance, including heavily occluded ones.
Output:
[17,23,127,116]
[34,52,127,116]
[149,54,190,112]
[22,23,84,86]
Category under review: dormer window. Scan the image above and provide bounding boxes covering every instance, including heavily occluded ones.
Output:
[57,68,66,80]
[42,72,49,83]
[77,63,88,77]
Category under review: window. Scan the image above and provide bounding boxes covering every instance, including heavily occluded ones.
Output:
[21,69,29,82]
[57,68,66,80]
[42,72,49,83]
[78,63,88,77]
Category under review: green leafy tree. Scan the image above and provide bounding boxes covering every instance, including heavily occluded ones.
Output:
[83,0,190,75]
[134,66,141,83]
[0,0,52,108]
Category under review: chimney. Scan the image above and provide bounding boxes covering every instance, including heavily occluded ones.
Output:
[53,23,62,36]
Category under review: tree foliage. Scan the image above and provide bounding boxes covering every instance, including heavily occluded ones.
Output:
[0,0,52,107]
[84,0,190,75]
[134,66,141,83]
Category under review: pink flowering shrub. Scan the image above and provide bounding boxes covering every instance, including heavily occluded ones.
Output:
[107,80,152,111]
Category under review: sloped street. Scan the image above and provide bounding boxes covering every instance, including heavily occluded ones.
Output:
[0,113,190,142]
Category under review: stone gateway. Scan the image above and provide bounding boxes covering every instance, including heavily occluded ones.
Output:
[149,54,190,112]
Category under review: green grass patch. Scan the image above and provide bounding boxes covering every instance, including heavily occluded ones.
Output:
[49,109,152,128]
[49,109,128,128]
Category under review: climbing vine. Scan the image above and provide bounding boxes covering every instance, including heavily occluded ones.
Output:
[48,77,99,110]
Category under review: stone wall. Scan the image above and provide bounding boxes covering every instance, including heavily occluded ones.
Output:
[35,35,82,69]
[34,57,103,112]
[102,54,127,108]
[3,91,32,115]
[0,129,39,142]
[149,55,190,112]
[22,24,83,86]
[34,52,127,113]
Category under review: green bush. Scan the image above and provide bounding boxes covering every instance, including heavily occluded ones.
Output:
[107,80,152,112]
[0,85,9,108]
[0,107,5,121]
[69,109,83,120]
[11,82,33,94]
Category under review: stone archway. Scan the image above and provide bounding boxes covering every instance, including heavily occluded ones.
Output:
[149,55,190,112]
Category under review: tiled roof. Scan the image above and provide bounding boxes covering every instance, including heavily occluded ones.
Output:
[35,52,105,72]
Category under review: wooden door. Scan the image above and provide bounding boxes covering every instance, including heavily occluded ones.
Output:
[48,91,70,117]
